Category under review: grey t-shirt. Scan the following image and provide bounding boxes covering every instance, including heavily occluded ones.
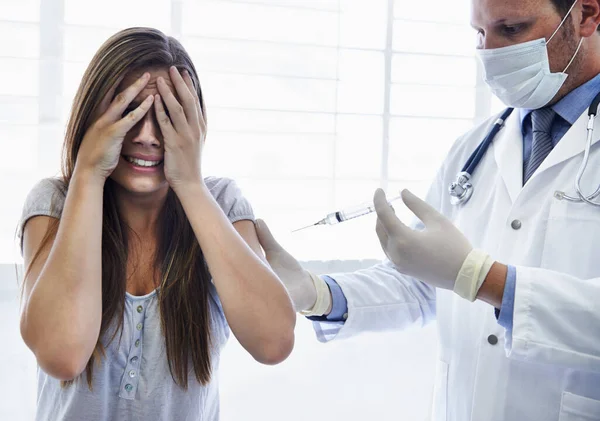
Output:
[17,176,255,421]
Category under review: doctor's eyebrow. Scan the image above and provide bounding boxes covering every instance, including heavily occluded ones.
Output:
[471,16,535,29]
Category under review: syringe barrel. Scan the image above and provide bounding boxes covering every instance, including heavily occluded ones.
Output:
[324,196,399,225]
[338,202,376,221]
[323,202,375,224]
[323,212,342,225]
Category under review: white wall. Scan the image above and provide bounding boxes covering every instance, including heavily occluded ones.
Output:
[0,0,491,418]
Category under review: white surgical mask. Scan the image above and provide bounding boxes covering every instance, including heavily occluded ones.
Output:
[476,0,583,110]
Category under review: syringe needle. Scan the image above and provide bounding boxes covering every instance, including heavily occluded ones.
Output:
[292,223,315,233]
[292,218,326,232]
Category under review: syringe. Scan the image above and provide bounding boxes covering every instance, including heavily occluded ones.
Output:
[293,195,402,232]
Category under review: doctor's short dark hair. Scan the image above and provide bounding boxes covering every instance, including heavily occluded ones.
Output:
[550,0,600,31]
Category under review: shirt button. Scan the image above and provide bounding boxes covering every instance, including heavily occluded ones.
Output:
[342,313,348,320]
[487,334,499,345]
[137,305,143,313]
[510,220,522,230]
[130,356,139,364]
[136,323,143,331]
[125,384,133,392]
[135,339,140,347]
[129,370,136,378]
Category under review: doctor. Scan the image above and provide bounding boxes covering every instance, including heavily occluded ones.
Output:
[256,0,600,420]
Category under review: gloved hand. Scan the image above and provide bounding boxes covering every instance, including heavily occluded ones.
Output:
[374,188,474,291]
[254,219,319,312]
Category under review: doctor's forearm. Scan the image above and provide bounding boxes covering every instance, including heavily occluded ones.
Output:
[477,262,507,308]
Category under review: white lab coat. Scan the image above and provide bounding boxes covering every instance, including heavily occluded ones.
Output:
[315,108,600,420]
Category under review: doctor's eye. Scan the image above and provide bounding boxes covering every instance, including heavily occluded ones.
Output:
[501,24,524,37]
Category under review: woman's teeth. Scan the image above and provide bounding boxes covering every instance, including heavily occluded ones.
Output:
[125,156,162,167]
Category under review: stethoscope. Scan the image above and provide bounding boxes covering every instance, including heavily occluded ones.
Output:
[448,91,600,207]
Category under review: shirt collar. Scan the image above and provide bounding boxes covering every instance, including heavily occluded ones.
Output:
[518,72,600,127]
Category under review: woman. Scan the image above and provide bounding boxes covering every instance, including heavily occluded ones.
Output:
[17,27,295,420]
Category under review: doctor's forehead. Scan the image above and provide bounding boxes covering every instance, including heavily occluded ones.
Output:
[470,0,554,25]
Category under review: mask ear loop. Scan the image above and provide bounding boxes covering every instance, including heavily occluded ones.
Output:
[546,0,582,73]
[548,0,579,43]
[563,37,584,72]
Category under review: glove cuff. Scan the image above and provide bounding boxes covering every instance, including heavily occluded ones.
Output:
[299,272,332,317]
[453,249,495,302]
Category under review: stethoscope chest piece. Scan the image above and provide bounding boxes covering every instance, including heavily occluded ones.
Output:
[449,171,474,205]
[447,90,600,207]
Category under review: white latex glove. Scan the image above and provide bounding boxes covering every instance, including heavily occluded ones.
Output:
[254,219,318,312]
[374,188,473,291]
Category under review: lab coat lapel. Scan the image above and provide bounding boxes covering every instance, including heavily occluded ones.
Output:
[527,109,600,183]
[492,111,523,203]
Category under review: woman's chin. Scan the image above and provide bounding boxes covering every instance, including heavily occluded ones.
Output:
[109,167,168,196]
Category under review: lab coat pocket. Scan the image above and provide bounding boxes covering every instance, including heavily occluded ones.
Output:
[542,198,600,278]
[431,360,449,421]
[559,392,600,421]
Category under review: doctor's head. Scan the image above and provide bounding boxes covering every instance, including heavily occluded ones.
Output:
[471,0,600,107]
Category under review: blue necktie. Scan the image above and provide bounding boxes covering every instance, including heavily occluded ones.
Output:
[523,108,556,183]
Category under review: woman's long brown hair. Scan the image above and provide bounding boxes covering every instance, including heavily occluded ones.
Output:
[25,27,213,390]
